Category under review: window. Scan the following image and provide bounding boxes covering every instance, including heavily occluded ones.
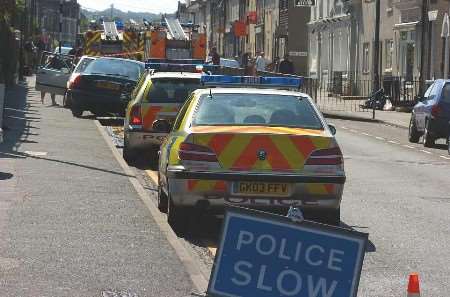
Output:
[145,78,201,103]
[84,59,144,81]
[172,94,194,131]
[385,40,393,71]
[363,43,370,73]
[442,83,450,104]
[192,94,323,130]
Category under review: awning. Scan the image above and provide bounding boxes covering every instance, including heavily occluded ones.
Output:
[393,21,420,30]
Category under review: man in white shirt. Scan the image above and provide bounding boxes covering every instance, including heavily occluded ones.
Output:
[255,52,266,72]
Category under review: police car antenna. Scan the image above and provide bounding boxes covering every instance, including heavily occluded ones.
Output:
[208,88,213,99]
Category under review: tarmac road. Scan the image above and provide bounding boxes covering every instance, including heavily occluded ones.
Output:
[330,118,450,296]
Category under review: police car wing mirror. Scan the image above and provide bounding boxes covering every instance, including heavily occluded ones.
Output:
[152,119,171,133]
[328,124,337,135]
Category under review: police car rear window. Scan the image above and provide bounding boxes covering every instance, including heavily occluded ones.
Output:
[145,78,201,103]
[192,93,324,130]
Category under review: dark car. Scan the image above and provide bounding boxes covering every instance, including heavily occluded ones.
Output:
[409,79,450,148]
[67,57,145,117]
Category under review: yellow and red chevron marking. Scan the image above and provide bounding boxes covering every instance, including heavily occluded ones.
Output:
[142,105,180,129]
[193,133,331,171]
[305,184,336,195]
[187,180,227,192]
[85,32,101,49]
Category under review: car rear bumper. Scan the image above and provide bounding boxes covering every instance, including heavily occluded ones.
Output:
[126,128,167,150]
[68,89,127,114]
[166,166,345,209]
[430,117,450,138]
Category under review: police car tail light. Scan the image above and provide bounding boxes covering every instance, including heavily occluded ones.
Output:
[179,142,218,162]
[305,147,343,165]
[130,105,142,125]
[69,74,82,89]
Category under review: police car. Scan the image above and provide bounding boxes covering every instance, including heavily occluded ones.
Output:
[155,75,346,233]
[123,62,209,162]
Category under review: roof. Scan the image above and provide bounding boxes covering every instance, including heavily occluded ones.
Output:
[149,72,202,79]
[194,87,307,97]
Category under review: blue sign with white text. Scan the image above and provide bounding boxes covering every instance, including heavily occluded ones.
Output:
[207,208,368,297]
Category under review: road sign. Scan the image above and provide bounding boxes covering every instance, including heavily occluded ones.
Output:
[207,208,368,297]
[295,0,316,6]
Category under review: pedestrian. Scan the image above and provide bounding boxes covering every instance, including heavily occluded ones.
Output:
[255,51,266,72]
[278,54,295,74]
[210,47,220,65]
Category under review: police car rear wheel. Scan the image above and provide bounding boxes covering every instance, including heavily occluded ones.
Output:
[123,134,138,164]
[319,208,340,226]
[167,196,189,236]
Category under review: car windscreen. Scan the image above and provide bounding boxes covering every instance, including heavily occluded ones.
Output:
[145,78,201,103]
[84,59,144,81]
[192,93,324,129]
[74,58,95,74]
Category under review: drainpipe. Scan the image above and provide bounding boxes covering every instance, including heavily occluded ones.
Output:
[419,0,429,95]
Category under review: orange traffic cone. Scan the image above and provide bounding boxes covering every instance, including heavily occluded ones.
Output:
[407,273,420,297]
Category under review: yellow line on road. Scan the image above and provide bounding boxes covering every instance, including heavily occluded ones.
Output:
[202,240,217,257]
[145,170,158,184]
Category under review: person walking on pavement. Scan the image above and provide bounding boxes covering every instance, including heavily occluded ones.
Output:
[279,54,295,74]
[210,47,220,65]
[255,51,266,72]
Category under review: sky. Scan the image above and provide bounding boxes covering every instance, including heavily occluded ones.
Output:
[78,0,182,14]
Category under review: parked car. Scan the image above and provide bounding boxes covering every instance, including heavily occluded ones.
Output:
[67,57,145,117]
[54,46,73,55]
[206,57,240,68]
[123,71,202,162]
[409,79,450,147]
[157,75,345,233]
[35,52,75,97]
[63,56,97,107]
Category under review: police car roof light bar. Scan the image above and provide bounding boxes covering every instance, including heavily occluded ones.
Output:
[200,75,303,89]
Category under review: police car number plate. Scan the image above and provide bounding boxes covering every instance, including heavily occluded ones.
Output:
[233,182,290,197]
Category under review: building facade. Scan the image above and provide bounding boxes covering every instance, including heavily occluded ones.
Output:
[37,0,80,47]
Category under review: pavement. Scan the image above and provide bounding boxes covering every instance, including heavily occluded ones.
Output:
[0,77,196,297]
[323,109,411,129]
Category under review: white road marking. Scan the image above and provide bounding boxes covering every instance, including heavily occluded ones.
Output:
[403,145,415,149]
[388,140,400,145]
[375,136,385,141]
[24,151,48,156]
[341,126,349,130]
[361,132,372,137]
[350,129,358,133]
[420,150,432,154]
[440,155,450,160]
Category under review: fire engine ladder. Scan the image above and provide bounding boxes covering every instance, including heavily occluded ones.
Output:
[165,17,188,40]
[103,21,120,40]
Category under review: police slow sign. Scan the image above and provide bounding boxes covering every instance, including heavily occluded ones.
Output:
[207,208,368,297]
